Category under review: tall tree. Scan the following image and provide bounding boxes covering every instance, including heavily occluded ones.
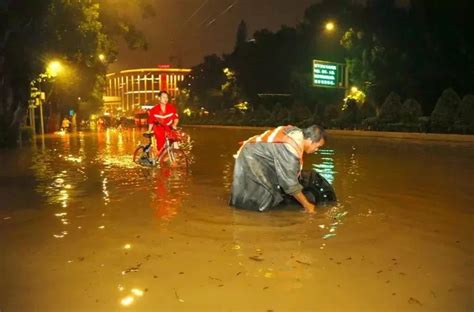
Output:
[0,0,151,146]
[234,20,248,52]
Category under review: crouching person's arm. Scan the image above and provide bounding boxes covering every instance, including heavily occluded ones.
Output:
[273,145,316,213]
[292,191,316,213]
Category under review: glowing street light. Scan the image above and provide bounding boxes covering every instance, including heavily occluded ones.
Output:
[98,54,106,62]
[47,61,62,77]
[325,21,335,32]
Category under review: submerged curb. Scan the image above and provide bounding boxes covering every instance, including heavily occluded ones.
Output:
[184,124,474,143]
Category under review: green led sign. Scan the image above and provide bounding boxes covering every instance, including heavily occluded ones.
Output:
[312,60,346,89]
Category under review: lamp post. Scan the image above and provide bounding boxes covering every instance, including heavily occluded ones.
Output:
[38,60,62,135]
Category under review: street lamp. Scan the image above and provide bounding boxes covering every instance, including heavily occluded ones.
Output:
[325,21,335,32]
[47,61,62,77]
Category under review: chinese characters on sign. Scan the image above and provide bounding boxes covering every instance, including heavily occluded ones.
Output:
[312,60,347,89]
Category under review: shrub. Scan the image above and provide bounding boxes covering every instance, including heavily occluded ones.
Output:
[430,88,461,132]
[400,98,423,123]
[378,92,402,123]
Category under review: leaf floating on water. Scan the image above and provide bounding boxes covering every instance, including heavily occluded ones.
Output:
[174,289,184,303]
[249,256,264,262]
[121,263,142,275]
[296,260,311,266]
[209,276,222,281]
[323,233,336,240]
[408,297,423,306]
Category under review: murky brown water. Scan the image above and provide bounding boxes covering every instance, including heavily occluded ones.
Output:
[1,127,473,311]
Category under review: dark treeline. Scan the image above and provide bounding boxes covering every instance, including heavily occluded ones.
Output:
[0,0,150,146]
[178,0,474,134]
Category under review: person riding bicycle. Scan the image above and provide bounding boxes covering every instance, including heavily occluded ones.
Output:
[147,91,179,151]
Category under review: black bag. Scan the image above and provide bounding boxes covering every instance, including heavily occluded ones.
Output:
[283,170,336,206]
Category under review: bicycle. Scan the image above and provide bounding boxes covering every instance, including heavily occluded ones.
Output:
[133,127,189,169]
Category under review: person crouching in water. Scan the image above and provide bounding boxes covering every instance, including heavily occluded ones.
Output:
[230,125,326,213]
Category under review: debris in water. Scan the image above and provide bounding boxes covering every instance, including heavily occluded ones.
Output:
[209,276,222,281]
[249,256,264,262]
[122,263,142,275]
[408,297,422,306]
[296,260,311,266]
[323,233,336,240]
[174,289,184,303]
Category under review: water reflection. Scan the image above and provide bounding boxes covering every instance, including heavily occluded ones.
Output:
[312,148,336,185]
[150,167,190,222]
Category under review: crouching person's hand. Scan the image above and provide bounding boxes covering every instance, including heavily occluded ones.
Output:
[303,202,316,214]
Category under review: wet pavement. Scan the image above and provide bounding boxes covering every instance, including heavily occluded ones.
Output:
[0,127,473,311]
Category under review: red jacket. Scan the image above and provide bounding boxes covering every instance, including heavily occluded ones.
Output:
[148,103,179,127]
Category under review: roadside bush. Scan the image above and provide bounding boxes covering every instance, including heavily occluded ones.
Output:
[430,88,461,133]
[454,94,474,133]
[378,92,402,123]
[400,98,423,123]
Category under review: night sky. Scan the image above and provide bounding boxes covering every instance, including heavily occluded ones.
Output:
[110,0,319,71]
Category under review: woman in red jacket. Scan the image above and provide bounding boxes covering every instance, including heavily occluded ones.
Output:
[147,91,179,151]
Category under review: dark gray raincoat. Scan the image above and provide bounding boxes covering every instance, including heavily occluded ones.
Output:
[230,128,304,211]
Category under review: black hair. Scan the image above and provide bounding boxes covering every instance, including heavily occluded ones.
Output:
[158,90,169,97]
[303,125,327,143]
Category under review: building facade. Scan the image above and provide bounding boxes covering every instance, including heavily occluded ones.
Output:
[104,66,191,115]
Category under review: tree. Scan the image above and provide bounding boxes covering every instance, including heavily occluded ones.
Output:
[234,20,248,51]
[0,0,150,146]
[455,94,474,133]
[378,92,402,123]
[179,54,225,112]
[431,88,461,132]
[400,98,423,123]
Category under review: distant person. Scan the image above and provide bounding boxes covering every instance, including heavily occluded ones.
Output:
[97,117,105,131]
[61,117,71,132]
[230,125,327,213]
[147,91,179,151]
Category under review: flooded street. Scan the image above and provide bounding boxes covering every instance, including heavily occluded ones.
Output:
[1,127,473,311]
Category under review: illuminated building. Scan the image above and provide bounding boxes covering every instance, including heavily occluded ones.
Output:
[104,65,191,114]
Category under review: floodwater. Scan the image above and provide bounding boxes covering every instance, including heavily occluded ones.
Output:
[0,127,473,311]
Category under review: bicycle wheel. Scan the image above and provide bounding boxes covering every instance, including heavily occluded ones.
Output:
[159,147,188,169]
[133,145,156,167]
